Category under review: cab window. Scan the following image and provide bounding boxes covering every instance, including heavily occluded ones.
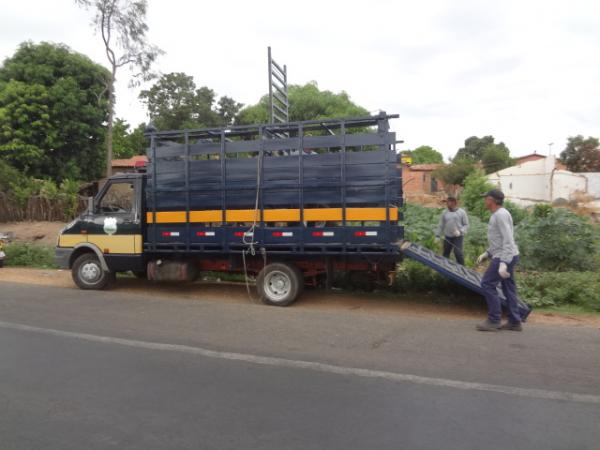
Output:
[97,181,135,214]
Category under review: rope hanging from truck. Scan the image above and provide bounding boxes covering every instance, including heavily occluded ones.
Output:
[241,144,266,301]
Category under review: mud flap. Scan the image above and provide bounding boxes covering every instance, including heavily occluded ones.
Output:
[398,241,531,321]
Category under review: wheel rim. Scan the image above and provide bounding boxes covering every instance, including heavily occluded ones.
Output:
[79,261,102,285]
[263,270,291,302]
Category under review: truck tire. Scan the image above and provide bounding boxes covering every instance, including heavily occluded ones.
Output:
[257,262,304,306]
[72,253,114,290]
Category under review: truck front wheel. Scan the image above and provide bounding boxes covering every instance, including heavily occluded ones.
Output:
[257,262,304,306]
[72,253,114,290]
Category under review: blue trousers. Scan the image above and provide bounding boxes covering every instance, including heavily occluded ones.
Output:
[443,236,464,265]
[482,256,521,324]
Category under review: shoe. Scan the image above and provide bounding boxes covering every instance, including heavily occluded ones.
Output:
[500,322,523,331]
[476,320,501,332]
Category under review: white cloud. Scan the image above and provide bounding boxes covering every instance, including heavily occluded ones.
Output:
[1,0,599,160]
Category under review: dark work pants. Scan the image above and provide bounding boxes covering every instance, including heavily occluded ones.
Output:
[443,236,464,265]
[482,256,521,324]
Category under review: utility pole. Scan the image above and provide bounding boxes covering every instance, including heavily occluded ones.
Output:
[548,142,554,155]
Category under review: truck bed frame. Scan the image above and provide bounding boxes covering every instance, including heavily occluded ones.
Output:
[144,113,403,257]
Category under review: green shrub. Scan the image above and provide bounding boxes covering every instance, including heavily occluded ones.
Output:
[516,208,600,271]
[403,203,488,264]
[461,169,494,220]
[4,243,56,268]
[532,203,553,218]
[518,271,600,311]
[394,259,452,292]
[402,204,441,249]
[503,200,528,225]
[461,169,528,224]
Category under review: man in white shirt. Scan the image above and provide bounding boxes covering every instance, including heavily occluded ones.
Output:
[476,190,523,332]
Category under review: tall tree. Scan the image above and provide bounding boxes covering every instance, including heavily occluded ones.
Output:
[560,135,600,172]
[139,72,243,130]
[455,136,501,161]
[112,118,147,158]
[217,96,243,126]
[405,145,443,164]
[236,81,368,124]
[0,42,109,181]
[481,144,514,173]
[453,135,513,174]
[77,0,161,177]
[433,161,475,186]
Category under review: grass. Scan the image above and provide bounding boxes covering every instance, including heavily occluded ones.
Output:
[534,305,600,317]
[3,243,56,269]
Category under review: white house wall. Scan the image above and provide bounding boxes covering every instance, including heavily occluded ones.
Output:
[552,171,587,201]
[582,173,600,198]
[486,156,591,206]
[487,157,555,206]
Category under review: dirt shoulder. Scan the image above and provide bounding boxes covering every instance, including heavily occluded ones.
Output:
[1,267,598,329]
[0,221,65,246]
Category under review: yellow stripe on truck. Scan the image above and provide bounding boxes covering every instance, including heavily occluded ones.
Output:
[147,207,398,223]
[263,208,301,222]
[86,235,143,254]
[58,234,87,247]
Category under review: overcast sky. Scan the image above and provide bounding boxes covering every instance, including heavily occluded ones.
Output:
[1,0,599,159]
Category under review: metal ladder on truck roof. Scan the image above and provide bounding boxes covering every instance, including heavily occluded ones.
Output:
[398,241,531,320]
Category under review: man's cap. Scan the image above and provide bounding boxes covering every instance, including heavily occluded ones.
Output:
[481,189,505,202]
[446,195,457,201]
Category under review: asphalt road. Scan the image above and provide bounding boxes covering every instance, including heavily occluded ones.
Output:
[0,282,599,450]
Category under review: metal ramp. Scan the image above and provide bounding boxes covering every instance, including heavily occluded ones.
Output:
[398,241,530,318]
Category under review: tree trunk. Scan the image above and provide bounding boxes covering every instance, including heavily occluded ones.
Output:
[106,72,116,178]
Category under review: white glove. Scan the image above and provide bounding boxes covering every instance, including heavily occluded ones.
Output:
[498,262,510,279]
[453,229,461,237]
[476,252,489,265]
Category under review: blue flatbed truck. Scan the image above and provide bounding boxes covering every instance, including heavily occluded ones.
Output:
[55,113,525,309]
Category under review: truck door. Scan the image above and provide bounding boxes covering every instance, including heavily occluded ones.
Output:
[84,177,144,272]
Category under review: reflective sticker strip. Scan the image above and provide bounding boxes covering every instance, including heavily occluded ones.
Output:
[161,231,180,237]
[147,207,398,224]
[234,231,254,237]
[354,231,378,237]
[196,231,216,237]
[272,231,293,237]
[311,231,335,237]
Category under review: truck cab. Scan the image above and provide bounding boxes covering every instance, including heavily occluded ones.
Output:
[55,173,146,289]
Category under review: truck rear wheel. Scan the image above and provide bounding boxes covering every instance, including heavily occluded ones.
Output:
[257,262,303,306]
[72,253,114,290]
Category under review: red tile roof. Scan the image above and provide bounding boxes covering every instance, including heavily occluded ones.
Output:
[111,155,148,168]
[404,163,444,171]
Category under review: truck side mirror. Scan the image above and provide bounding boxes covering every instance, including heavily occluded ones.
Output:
[87,196,94,215]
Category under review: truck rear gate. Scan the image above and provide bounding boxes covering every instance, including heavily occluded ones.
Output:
[400,241,531,319]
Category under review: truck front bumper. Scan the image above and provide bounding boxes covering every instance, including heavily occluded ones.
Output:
[55,247,72,269]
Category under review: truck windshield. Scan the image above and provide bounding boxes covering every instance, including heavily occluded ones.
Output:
[98,182,134,214]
